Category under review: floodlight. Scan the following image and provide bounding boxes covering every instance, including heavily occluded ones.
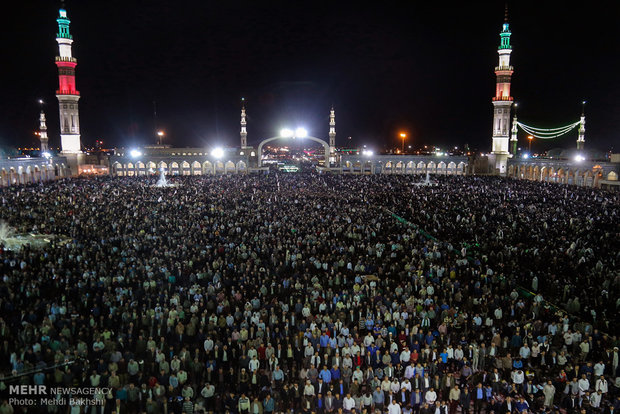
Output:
[295,127,308,138]
[211,147,224,159]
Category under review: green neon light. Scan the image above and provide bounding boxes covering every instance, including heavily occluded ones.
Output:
[56,9,72,39]
[499,23,511,50]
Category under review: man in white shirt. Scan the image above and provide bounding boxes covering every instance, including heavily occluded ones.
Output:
[511,369,524,385]
[578,374,590,396]
[595,375,608,394]
[343,393,356,411]
[248,355,260,373]
[404,362,416,379]
[425,387,437,405]
[388,400,402,414]
[400,347,411,365]
[400,378,412,392]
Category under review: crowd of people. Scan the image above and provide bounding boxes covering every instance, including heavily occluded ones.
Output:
[0,173,618,414]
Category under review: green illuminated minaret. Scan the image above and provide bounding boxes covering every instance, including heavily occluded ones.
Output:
[55,6,81,153]
[491,5,514,174]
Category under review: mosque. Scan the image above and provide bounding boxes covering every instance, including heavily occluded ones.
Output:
[1,6,618,189]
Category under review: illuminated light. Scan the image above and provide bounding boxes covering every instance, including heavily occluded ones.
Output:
[42,152,51,159]
[157,131,164,136]
[129,149,142,158]
[211,147,224,159]
[574,154,585,162]
[280,128,294,138]
[362,150,374,156]
[522,153,529,159]
[295,127,308,138]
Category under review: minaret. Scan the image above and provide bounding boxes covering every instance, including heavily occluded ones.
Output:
[55,7,81,153]
[510,105,518,156]
[577,101,585,150]
[329,106,336,164]
[490,6,514,174]
[240,98,248,148]
[39,111,49,153]
[510,115,518,156]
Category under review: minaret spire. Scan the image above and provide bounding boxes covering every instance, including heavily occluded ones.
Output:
[55,6,81,153]
[240,98,248,148]
[39,108,49,153]
[490,8,515,174]
[510,103,518,156]
[577,101,586,150]
[328,105,336,166]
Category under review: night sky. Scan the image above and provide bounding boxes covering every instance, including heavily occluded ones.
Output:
[3,0,618,152]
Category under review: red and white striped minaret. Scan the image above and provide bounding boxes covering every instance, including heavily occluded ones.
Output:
[490,6,514,174]
[55,7,81,153]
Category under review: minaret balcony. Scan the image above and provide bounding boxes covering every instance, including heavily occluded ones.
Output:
[55,56,77,63]
[56,89,80,95]
[492,96,513,102]
[494,66,513,72]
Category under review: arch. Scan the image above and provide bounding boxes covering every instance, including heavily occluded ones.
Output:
[45,164,54,181]
[181,161,191,176]
[427,161,436,174]
[437,161,447,175]
[202,161,213,175]
[583,170,593,187]
[447,161,457,176]
[0,168,7,187]
[170,162,180,175]
[416,161,426,174]
[573,169,582,186]
[607,171,618,181]
[136,161,146,176]
[405,161,415,174]
[236,160,247,173]
[354,160,362,174]
[384,161,393,174]
[374,161,384,174]
[257,135,330,167]
[548,167,556,183]
[457,162,465,176]
[17,166,25,185]
[533,165,540,181]
[9,167,18,185]
[191,161,201,175]
[526,165,534,180]
[215,161,225,174]
[593,170,603,188]
[147,161,157,172]
[557,168,566,184]
[112,162,123,176]
[363,161,373,174]
[224,160,236,173]
[507,164,515,178]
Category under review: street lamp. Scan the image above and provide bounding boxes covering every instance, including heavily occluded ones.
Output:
[157,130,165,145]
[399,132,407,154]
[528,135,533,153]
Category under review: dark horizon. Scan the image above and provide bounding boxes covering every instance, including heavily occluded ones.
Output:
[2,0,618,153]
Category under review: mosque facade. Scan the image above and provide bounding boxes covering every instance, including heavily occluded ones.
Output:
[0,7,618,189]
